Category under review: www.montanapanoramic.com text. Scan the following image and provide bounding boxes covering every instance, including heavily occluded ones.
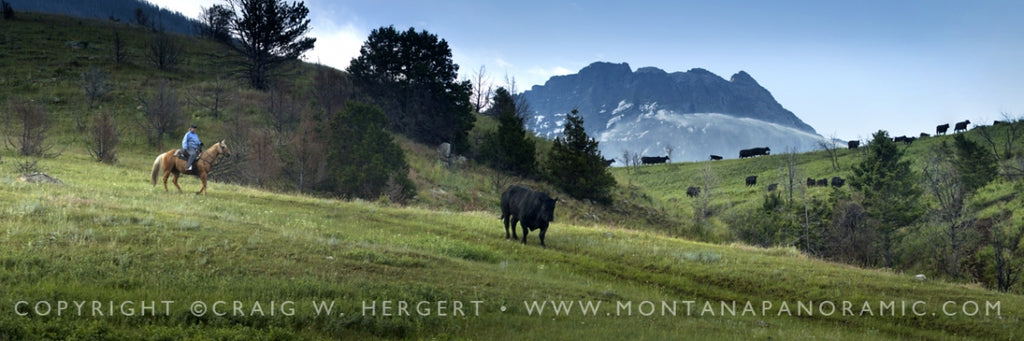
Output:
[520,300,1001,317]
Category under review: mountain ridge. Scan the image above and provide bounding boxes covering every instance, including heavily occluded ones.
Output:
[522,62,823,161]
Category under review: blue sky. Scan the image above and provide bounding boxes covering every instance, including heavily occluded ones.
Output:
[152,0,1024,141]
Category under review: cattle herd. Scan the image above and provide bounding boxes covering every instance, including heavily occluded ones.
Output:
[507,119,989,247]
[844,119,973,150]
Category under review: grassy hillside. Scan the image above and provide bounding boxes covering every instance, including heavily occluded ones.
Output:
[610,124,1024,288]
[1,150,1022,339]
[2,12,1023,339]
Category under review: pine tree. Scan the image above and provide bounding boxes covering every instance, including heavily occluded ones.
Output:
[546,109,615,204]
[225,0,316,90]
[479,87,536,177]
[348,26,474,153]
[849,130,923,267]
[326,101,415,202]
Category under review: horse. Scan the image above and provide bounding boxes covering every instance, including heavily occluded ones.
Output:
[151,140,230,195]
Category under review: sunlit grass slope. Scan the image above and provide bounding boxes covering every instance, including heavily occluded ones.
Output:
[0,149,1020,340]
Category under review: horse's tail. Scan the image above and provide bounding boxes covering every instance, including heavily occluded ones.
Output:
[151,153,163,186]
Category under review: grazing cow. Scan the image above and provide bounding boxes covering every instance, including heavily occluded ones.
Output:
[936,123,950,135]
[893,136,908,144]
[604,158,615,167]
[954,120,971,133]
[501,185,558,247]
[994,120,1007,125]
[807,177,816,187]
[767,183,778,191]
[641,156,670,165]
[710,154,723,161]
[745,175,757,186]
[920,133,930,138]
[739,147,771,158]
[817,178,828,187]
[686,186,701,198]
[848,140,860,149]
[831,177,845,188]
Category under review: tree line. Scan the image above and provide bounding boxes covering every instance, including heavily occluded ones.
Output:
[722,126,1024,293]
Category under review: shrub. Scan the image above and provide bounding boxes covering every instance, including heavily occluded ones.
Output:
[3,99,53,157]
[88,111,120,164]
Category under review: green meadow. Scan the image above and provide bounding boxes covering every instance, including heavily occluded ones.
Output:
[1,148,1021,339]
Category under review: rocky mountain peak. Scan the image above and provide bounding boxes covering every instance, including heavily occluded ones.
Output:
[521,61,823,162]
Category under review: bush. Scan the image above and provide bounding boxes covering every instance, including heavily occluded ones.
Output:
[3,99,53,157]
[88,111,120,164]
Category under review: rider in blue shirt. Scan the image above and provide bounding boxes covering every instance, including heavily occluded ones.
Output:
[182,124,202,171]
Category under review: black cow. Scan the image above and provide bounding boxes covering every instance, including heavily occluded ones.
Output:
[710,154,723,161]
[994,120,1007,125]
[641,156,670,165]
[954,120,971,133]
[893,136,916,145]
[686,186,701,198]
[831,177,845,188]
[604,158,615,166]
[501,185,558,247]
[807,177,816,187]
[848,140,860,149]
[767,183,778,191]
[936,123,950,135]
[739,147,771,158]
[817,178,828,187]
[920,133,930,138]
[745,175,757,186]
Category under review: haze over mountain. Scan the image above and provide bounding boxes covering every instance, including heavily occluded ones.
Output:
[5,0,199,36]
[521,62,826,163]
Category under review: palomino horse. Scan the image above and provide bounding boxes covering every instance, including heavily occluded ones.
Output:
[151,140,230,194]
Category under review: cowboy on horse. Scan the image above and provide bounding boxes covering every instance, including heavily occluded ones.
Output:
[152,125,230,195]
[182,124,202,171]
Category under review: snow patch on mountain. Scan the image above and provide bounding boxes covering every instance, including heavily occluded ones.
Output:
[597,111,826,162]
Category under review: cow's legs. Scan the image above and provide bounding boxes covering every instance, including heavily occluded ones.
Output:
[520,224,529,245]
[538,227,547,248]
[510,217,520,240]
[502,214,511,239]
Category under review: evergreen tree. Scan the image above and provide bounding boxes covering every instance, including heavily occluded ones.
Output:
[225,0,316,90]
[347,26,474,153]
[546,109,616,204]
[326,101,415,202]
[952,134,997,194]
[478,87,536,176]
[849,130,923,267]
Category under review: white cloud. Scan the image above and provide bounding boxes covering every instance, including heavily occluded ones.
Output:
[517,65,572,89]
[304,23,365,71]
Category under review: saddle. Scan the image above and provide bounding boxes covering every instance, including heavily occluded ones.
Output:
[174,149,201,161]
